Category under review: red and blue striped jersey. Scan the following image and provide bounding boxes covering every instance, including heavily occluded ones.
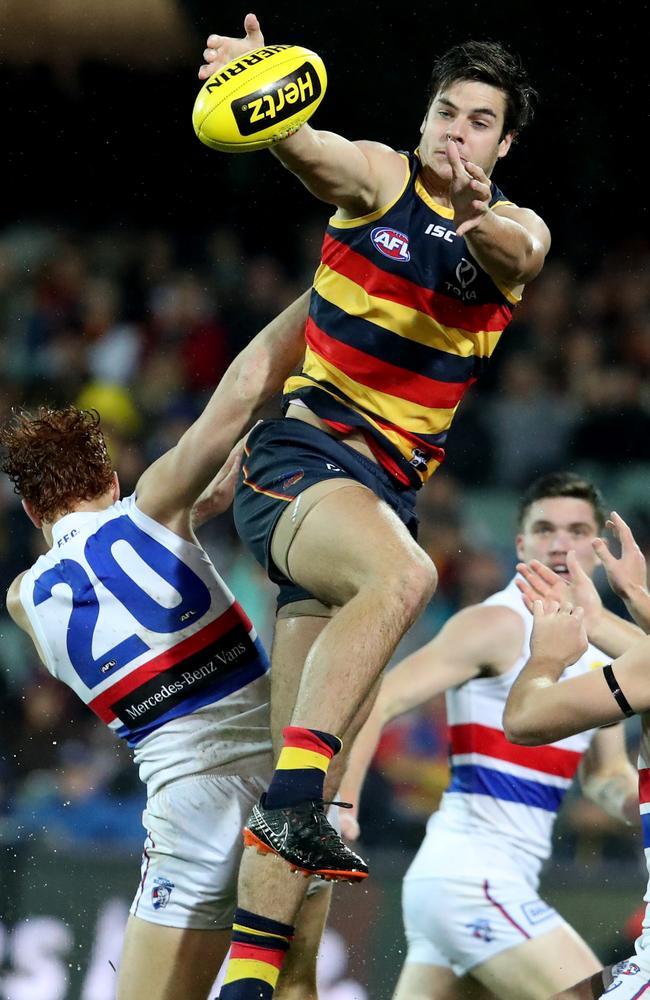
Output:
[405,579,604,885]
[283,151,519,487]
[19,494,272,793]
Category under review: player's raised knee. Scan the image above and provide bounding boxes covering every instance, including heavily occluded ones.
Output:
[388,549,438,620]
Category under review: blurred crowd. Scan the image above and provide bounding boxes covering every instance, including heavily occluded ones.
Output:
[0,217,648,874]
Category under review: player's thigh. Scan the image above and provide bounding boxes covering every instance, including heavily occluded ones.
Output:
[275,883,333,1000]
[393,962,495,1000]
[117,916,229,1000]
[280,482,434,607]
[471,924,601,1000]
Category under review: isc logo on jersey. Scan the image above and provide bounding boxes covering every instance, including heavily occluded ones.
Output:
[371,227,410,261]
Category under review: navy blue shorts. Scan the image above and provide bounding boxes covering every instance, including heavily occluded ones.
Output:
[233,418,418,610]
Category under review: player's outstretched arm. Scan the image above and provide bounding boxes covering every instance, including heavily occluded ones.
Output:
[135,291,309,528]
[505,599,650,746]
[338,603,524,839]
[198,14,406,214]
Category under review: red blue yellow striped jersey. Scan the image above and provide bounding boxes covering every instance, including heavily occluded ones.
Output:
[283,151,520,487]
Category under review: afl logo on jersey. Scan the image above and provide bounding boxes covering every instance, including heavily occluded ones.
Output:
[371,227,411,261]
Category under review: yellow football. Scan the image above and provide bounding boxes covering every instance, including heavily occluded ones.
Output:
[193,44,327,153]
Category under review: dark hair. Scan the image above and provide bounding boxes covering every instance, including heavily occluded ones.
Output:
[517,472,607,531]
[427,40,537,137]
[0,406,114,522]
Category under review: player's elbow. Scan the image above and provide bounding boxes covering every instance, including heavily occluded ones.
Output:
[233,344,276,412]
[503,706,546,747]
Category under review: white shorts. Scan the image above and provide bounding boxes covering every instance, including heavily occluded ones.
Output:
[402,874,566,976]
[130,773,267,930]
[598,958,650,998]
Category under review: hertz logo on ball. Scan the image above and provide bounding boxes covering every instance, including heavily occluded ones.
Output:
[233,63,322,134]
[193,44,327,153]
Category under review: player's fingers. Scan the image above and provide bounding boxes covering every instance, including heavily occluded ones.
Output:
[515,575,535,599]
[611,511,635,547]
[573,605,585,623]
[529,559,567,586]
[532,598,546,618]
[244,12,263,39]
[566,549,588,581]
[515,568,537,590]
[516,562,546,591]
[463,157,488,178]
[446,137,465,172]
[515,580,536,614]
[592,536,613,565]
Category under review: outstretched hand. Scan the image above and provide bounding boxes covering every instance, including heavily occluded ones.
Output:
[593,511,648,602]
[516,551,602,631]
[191,433,249,529]
[339,808,361,842]
[198,12,265,80]
[446,138,491,238]
[529,599,589,670]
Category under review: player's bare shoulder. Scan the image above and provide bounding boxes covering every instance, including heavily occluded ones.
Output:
[333,140,409,220]
[353,138,408,175]
[446,601,527,675]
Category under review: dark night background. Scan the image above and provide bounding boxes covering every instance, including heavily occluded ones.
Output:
[2,0,649,267]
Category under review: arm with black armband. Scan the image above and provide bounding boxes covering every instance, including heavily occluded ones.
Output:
[504,599,650,748]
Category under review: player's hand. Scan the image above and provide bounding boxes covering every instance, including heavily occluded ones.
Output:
[198,12,265,80]
[593,511,648,602]
[339,805,360,842]
[529,599,589,669]
[191,433,248,528]
[516,551,603,632]
[446,138,491,237]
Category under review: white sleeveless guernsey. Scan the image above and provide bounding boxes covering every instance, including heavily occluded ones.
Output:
[19,494,272,795]
[405,578,607,887]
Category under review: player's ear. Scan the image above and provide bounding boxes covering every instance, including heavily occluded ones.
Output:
[515,532,525,560]
[111,471,120,501]
[22,498,42,529]
[497,131,515,159]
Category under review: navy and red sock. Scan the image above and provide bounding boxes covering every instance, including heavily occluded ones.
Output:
[264,726,342,809]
